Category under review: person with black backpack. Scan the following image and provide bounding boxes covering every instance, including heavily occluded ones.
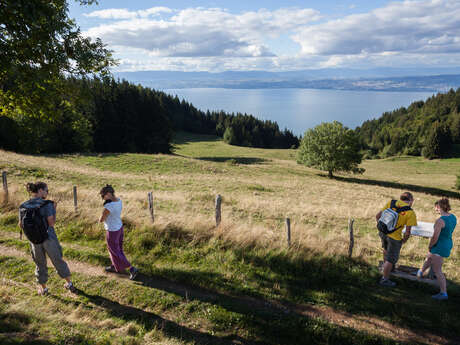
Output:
[375,192,417,287]
[18,182,76,295]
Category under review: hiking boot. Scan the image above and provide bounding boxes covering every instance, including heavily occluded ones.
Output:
[105,265,117,273]
[432,292,448,300]
[379,278,396,287]
[38,287,49,296]
[64,282,77,294]
[129,267,139,280]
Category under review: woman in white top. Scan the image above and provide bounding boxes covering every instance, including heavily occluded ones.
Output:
[99,185,138,280]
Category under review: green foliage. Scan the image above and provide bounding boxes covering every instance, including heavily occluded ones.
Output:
[456,175,460,190]
[0,0,115,119]
[422,121,452,159]
[297,121,364,177]
[356,88,460,158]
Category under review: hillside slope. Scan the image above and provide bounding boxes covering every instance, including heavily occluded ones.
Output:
[1,133,459,344]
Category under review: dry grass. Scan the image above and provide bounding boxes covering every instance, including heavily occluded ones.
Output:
[1,147,459,283]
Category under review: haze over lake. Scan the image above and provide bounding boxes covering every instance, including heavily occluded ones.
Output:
[162,88,434,135]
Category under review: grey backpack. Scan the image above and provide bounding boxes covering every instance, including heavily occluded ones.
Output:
[377,200,411,235]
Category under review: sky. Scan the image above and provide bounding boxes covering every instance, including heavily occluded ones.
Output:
[69,0,460,73]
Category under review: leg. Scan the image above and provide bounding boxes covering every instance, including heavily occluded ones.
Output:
[30,242,48,292]
[418,254,432,278]
[106,228,131,272]
[430,254,446,294]
[43,229,71,280]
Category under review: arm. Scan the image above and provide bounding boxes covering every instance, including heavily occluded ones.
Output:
[99,208,110,223]
[47,215,56,228]
[376,211,382,223]
[402,226,411,243]
[429,218,444,250]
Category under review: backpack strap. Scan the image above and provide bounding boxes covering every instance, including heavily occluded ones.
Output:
[396,205,412,213]
[390,199,397,210]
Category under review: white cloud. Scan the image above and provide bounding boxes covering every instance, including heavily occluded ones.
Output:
[84,7,319,58]
[82,1,460,71]
[294,0,460,56]
[84,7,172,19]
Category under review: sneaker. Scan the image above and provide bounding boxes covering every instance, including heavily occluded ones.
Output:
[379,278,396,287]
[416,269,423,279]
[64,282,77,294]
[432,292,448,300]
[105,265,117,273]
[129,267,139,280]
[38,287,49,296]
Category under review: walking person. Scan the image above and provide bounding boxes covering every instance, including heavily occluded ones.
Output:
[18,182,76,295]
[99,185,138,280]
[417,198,456,300]
[376,192,417,287]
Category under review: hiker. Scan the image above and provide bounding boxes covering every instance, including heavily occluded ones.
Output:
[416,198,456,300]
[98,184,138,280]
[18,182,76,295]
[376,192,417,287]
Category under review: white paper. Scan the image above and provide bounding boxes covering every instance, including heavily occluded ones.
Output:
[403,221,434,238]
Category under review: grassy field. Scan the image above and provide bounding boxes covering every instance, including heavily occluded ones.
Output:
[0,132,459,344]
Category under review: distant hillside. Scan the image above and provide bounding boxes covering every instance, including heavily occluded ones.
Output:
[355,88,460,159]
[115,70,460,92]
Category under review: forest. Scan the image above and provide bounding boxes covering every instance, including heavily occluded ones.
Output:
[355,87,460,159]
[0,77,299,154]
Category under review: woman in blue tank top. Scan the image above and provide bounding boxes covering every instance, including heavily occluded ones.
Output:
[417,198,456,300]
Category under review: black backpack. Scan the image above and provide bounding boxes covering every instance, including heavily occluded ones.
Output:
[19,200,53,244]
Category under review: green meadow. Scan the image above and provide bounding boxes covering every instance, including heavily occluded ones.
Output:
[0,132,459,345]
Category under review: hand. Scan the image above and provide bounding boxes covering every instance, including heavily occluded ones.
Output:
[53,201,58,209]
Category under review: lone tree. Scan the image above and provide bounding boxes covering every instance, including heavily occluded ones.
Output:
[297,121,364,178]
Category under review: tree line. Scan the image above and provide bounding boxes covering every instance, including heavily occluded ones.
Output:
[0,77,299,154]
[355,88,460,159]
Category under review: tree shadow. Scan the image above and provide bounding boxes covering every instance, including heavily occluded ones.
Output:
[57,290,264,345]
[196,157,267,165]
[173,132,221,145]
[0,311,53,344]
[133,266,437,345]
[329,175,460,199]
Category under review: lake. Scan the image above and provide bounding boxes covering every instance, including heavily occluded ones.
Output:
[162,88,434,135]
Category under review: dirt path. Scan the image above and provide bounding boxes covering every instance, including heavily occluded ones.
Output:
[0,241,453,345]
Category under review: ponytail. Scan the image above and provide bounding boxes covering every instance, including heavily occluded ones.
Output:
[26,182,48,194]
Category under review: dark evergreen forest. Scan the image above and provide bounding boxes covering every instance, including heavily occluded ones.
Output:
[355,88,460,159]
[0,77,299,154]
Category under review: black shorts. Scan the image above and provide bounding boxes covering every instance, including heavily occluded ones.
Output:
[379,231,402,265]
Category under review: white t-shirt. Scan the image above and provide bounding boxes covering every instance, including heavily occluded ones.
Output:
[103,199,123,231]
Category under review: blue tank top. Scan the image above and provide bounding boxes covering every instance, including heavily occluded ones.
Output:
[430,214,456,258]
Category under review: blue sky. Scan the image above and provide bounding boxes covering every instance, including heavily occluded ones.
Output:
[69,0,460,72]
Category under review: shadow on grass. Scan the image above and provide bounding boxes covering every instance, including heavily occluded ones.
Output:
[196,157,267,165]
[134,267,426,345]
[65,290,265,345]
[134,247,460,345]
[328,175,460,199]
[0,311,57,345]
[173,132,221,145]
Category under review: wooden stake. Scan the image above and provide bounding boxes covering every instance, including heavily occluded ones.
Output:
[348,218,355,258]
[286,218,291,248]
[73,186,78,212]
[215,194,222,226]
[2,171,8,203]
[148,192,154,223]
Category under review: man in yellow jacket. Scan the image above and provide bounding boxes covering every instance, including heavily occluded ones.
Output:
[376,192,417,287]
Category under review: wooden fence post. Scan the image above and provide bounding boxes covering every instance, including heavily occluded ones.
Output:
[73,186,78,212]
[2,171,8,203]
[148,192,154,223]
[348,218,355,258]
[215,194,222,227]
[286,218,291,248]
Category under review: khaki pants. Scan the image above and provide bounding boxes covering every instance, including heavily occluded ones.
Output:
[30,227,71,284]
